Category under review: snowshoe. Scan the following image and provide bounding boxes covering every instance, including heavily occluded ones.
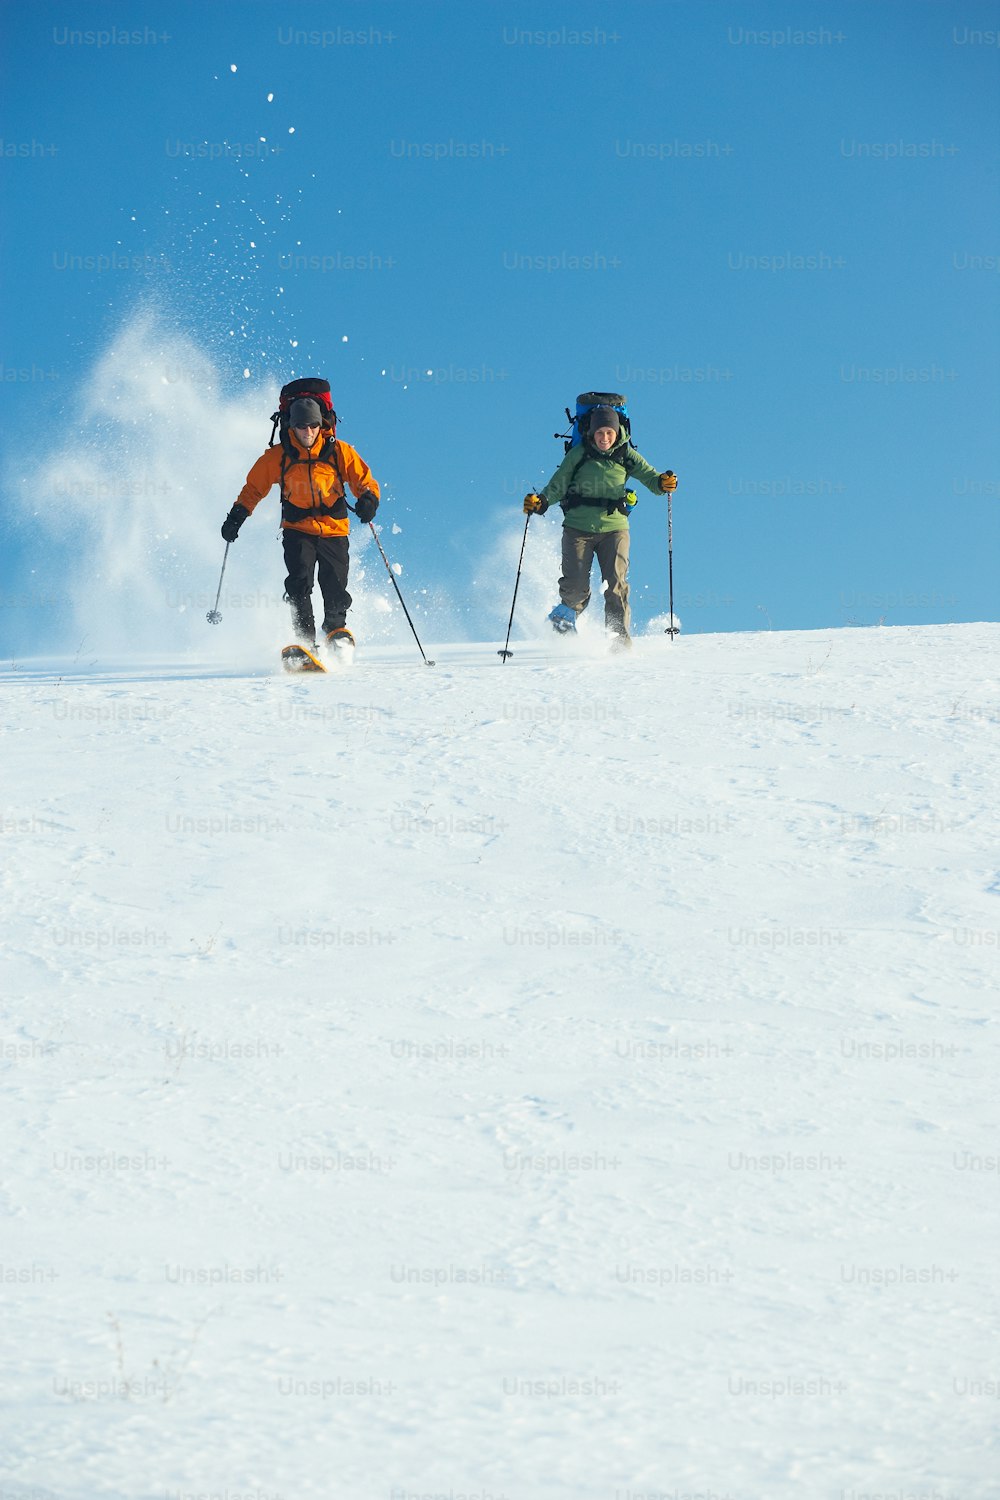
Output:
[281,643,327,673]
[548,603,577,635]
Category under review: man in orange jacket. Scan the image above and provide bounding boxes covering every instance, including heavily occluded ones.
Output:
[221,395,380,653]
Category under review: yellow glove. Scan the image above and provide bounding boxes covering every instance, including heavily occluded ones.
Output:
[523,493,549,515]
[659,471,678,493]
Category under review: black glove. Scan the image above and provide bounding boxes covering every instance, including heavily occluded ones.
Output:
[354,490,379,524]
[221,503,249,542]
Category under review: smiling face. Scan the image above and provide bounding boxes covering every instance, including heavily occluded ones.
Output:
[592,425,618,452]
[293,424,321,447]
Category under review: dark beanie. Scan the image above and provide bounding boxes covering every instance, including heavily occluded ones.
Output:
[289,396,323,428]
[589,406,621,435]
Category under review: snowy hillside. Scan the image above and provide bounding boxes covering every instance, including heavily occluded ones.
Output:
[2,623,998,1500]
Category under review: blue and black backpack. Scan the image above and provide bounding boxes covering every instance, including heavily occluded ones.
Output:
[556,390,632,452]
[555,391,637,515]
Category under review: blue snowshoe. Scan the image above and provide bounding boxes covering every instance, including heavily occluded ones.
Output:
[548,603,577,634]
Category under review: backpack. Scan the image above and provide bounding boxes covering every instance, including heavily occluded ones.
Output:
[556,390,631,453]
[555,391,637,515]
[268,377,338,448]
[268,377,346,522]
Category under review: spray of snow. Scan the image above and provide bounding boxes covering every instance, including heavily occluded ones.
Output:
[15,306,665,662]
[472,511,558,647]
[18,307,456,662]
[474,510,660,654]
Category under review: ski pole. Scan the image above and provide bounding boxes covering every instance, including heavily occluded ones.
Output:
[664,474,679,639]
[206,543,230,625]
[352,506,435,667]
[498,513,531,662]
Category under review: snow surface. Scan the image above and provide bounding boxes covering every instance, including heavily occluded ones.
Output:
[2,623,998,1500]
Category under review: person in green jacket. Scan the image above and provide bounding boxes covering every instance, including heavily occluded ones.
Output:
[524,404,677,647]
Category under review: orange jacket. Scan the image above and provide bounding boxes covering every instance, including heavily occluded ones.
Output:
[237,429,380,537]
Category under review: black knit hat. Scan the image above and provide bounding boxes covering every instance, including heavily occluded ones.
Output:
[289,396,323,428]
[588,405,621,436]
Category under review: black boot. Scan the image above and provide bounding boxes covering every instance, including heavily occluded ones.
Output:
[285,592,316,647]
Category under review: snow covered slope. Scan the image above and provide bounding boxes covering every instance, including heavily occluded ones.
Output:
[2,624,998,1500]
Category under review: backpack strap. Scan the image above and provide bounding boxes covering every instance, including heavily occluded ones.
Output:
[560,444,637,513]
[324,434,345,490]
[604,444,638,514]
[279,434,349,522]
[557,451,591,510]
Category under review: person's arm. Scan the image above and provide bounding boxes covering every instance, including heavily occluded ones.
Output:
[539,449,580,508]
[340,442,380,522]
[625,447,672,495]
[222,448,281,539]
[339,443,380,502]
[236,447,282,515]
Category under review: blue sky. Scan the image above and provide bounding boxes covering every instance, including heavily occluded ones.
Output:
[1,1,997,649]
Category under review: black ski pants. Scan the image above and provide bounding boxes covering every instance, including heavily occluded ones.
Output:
[282,529,352,644]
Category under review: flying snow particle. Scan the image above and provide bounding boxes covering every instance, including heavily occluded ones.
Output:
[290,340,298,348]
[288,127,296,135]
[230,64,237,73]
[426,369,433,377]
[267,93,274,102]
[342,336,349,343]
[243,368,251,379]
[392,563,403,576]
[392,524,402,534]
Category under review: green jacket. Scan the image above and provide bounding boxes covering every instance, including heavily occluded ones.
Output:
[541,437,663,534]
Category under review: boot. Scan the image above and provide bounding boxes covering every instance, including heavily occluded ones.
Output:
[548,603,577,634]
[285,592,316,648]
